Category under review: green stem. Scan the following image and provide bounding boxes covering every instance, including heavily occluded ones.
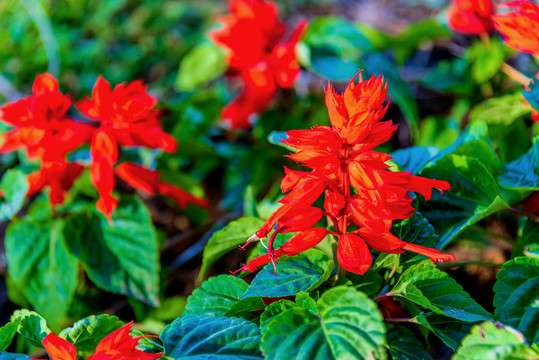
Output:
[437,261,503,269]
[508,207,539,223]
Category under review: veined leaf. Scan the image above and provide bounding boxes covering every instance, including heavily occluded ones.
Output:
[411,313,473,352]
[160,316,262,359]
[0,169,28,221]
[240,249,333,299]
[261,286,387,360]
[183,275,248,317]
[9,310,50,348]
[64,197,160,306]
[387,326,432,360]
[58,314,124,353]
[391,211,438,254]
[199,217,264,282]
[453,322,539,360]
[493,256,539,343]
[391,261,492,322]
[498,138,539,193]
[5,217,78,330]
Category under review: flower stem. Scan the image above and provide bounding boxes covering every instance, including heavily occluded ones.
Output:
[501,62,530,86]
[508,206,539,223]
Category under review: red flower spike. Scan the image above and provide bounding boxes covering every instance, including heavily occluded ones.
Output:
[210,0,307,129]
[41,322,162,360]
[447,0,495,35]
[238,70,454,275]
[116,162,209,209]
[42,333,77,360]
[492,1,539,55]
[27,161,84,206]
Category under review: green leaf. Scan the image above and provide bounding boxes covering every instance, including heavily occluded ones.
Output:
[391,146,440,174]
[421,152,509,248]
[58,314,124,353]
[0,319,19,351]
[493,257,539,343]
[411,313,473,352]
[392,211,438,252]
[176,42,226,91]
[0,169,28,221]
[240,249,333,299]
[224,297,267,322]
[183,275,249,317]
[261,286,387,360]
[453,322,539,360]
[346,269,384,298]
[64,197,160,306]
[259,300,298,334]
[199,217,264,282]
[466,39,505,84]
[470,93,530,126]
[160,316,263,359]
[10,309,50,348]
[387,326,432,360]
[391,261,492,322]
[5,217,78,330]
[513,221,539,258]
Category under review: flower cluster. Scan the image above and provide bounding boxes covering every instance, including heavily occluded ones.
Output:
[38,322,162,360]
[447,0,495,35]
[0,74,208,219]
[492,0,539,55]
[210,0,307,129]
[238,71,456,275]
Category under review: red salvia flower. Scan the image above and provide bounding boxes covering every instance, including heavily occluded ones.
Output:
[77,76,178,219]
[492,1,539,55]
[116,162,210,209]
[447,0,495,35]
[210,0,307,129]
[0,73,93,206]
[40,322,162,360]
[237,70,455,275]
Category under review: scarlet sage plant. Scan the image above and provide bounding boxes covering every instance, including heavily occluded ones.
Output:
[39,323,162,360]
[210,0,307,129]
[238,71,456,275]
[446,0,495,35]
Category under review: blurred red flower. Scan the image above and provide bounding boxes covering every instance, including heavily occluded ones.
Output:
[447,0,495,35]
[77,77,178,218]
[0,73,93,206]
[210,0,307,129]
[238,71,455,275]
[492,0,539,55]
[41,322,162,360]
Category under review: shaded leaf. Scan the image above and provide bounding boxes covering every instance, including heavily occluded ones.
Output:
[387,325,432,360]
[160,316,262,359]
[391,146,439,174]
[176,42,226,91]
[470,93,530,126]
[0,319,19,351]
[10,309,50,348]
[411,313,473,352]
[0,169,28,221]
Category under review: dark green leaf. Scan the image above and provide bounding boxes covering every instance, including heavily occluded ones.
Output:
[0,319,19,351]
[199,217,264,282]
[498,138,539,192]
[176,42,226,91]
[387,326,432,360]
[391,261,492,322]
[240,249,333,299]
[453,322,539,360]
[259,300,298,334]
[64,197,160,306]
[411,313,473,352]
[392,211,438,251]
[10,309,50,348]
[224,297,267,322]
[0,169,28,221]
[261,286,387,360]
[493,257,539,343]
[58,314,124,353]
[5,217,78,330]
[160,316,263,359]
[391,146,439,174]
[183,275,248,317]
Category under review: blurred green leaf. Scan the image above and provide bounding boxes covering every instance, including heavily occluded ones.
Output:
[391,146,440,174]
[493,257,539,344]
[64,197,160,306]
[0,169,28,221]
[466,39,505,84]
[0,319,19,351]
[176,42,226,91]
[5,217,78,331]
[470,93,530,126]
[453,322,539,360]
[498,138,539,192]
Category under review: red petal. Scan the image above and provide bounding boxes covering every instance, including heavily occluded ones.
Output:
[337,233,372,274]
[33,73,59,96]
[42,333,77,360]
[280,228,327,255]
[401,243,456,263]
